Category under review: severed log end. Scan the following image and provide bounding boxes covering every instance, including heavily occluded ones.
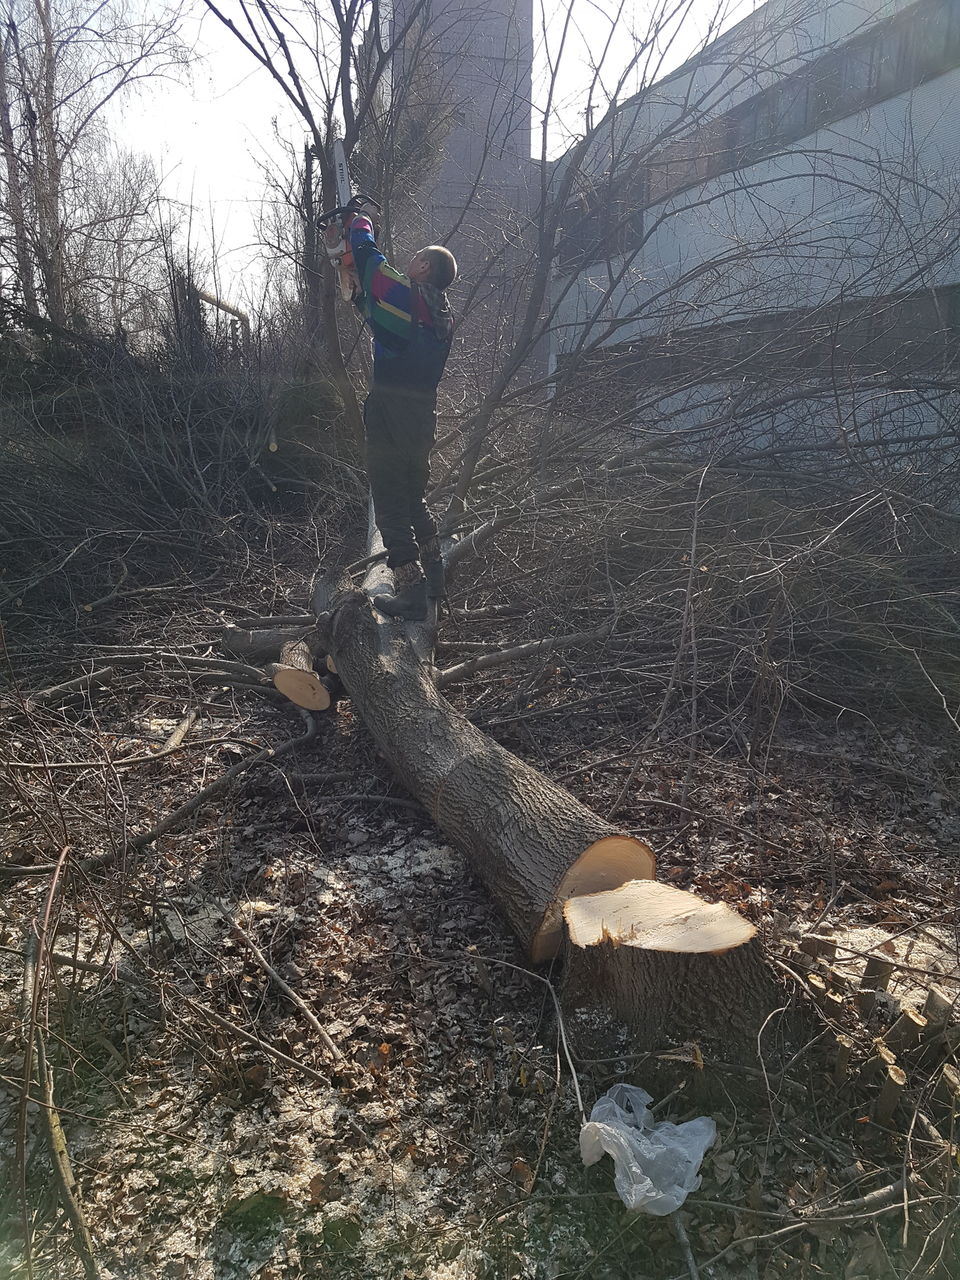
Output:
[883,1006,927,1055]
[563,878,755,953]
[268,638,332,710]
[531,836,655,963]
[268,666,332,711]
[562,880,785,1054]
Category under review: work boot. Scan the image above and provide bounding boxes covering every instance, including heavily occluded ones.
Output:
[423,556,445,599]
[373,560,427,621]
[419,535,445,600]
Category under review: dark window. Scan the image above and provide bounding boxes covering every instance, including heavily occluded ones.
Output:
[665,137,701,189]
[634,165,650,208]
[838,41,874,109]
[753,90,779,147]
[556,192,592,269]
[696,116,732,176]
[616,201,645,254]
[871,25,911,95]
[913,0,960,76]
[703,116,735,176]
[772,79,811,140]
[813,51,844,120]
[729,101,762,159]
[647,161,674,204]
[558,173,648,267]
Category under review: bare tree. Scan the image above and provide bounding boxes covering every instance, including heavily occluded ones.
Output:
[199,0,448,433]
[0,0,185,328]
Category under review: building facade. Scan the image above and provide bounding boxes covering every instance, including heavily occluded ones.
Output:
[551,0,960,436]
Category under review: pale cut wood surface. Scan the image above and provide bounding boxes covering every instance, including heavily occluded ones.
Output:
[564,879,756,954]
[268,639,331,711]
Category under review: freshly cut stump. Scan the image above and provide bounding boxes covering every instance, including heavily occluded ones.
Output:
[564,880,756,953]
[564,881,781,1050]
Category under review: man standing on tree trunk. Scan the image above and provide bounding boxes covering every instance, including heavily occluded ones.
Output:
[345,208,457,621]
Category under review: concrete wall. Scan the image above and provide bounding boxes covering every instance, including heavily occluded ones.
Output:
[392,0,534,248]
[553,0,960,357]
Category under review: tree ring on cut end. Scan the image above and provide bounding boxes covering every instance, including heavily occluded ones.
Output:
[272,667,331,711]
[563,879,756,954]
[530,835,655,963]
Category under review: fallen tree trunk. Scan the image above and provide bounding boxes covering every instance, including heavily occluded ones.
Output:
[293,484,792,1052]
[313,587,787,1053]
[315,591,655,959]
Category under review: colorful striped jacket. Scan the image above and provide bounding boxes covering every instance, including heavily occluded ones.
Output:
[349,215,452,392]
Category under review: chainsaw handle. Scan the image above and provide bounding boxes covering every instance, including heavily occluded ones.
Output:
[317,193,382,229]
[346,193,382,213]
[317,206,352,228]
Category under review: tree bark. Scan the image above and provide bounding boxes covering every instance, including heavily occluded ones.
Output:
[0,30,37,313]
[316,590,654,961]
[309,549,788,1050]
[32,0,66,327]
[565,933,783,1050]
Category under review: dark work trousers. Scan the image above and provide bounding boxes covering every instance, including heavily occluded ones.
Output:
[364,384,439,569]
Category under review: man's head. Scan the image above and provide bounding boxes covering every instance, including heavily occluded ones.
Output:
[408,245,458,290]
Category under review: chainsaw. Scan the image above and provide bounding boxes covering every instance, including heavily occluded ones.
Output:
[317,140,382,302]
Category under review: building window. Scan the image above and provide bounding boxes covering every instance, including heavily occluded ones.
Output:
[838,41,875,108]
[871,24,912,95]
[913,0,960,80]
[730,101,761,157]
[812,51,844,120]
[773,79,810,141]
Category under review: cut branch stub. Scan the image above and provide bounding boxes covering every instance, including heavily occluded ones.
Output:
[267,639,330,712]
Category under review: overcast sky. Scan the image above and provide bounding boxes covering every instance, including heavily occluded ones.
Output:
[115,6,294,303]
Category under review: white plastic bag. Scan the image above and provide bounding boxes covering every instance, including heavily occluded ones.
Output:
[579,1083,716,1215]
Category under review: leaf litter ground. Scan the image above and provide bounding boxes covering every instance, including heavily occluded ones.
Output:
[1,570,958,1280]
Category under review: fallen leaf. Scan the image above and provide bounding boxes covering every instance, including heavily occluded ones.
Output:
[510,1158,535,1193]
[307,1170,339,1205]
[242,1063,269,1091]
